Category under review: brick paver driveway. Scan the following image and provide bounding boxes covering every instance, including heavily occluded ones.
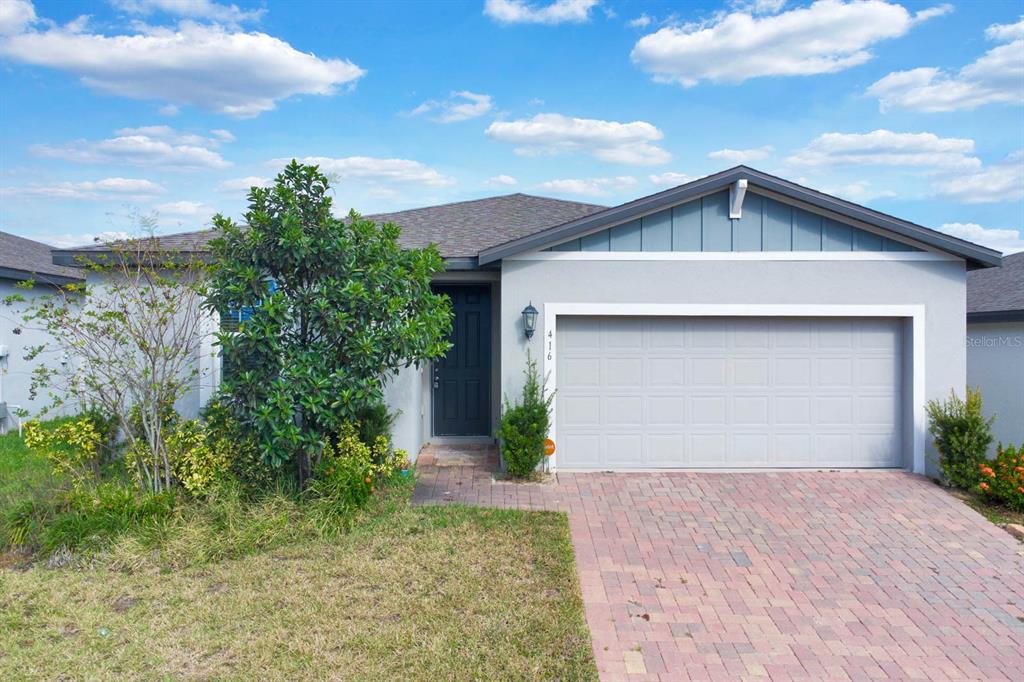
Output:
[414,455,1024,681]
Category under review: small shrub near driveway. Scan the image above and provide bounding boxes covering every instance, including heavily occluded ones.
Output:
[498,352,555,478]
[926,387,994,488]
[978,443,1024,512]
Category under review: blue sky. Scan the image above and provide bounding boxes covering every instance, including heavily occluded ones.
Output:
[1,0,1022,252]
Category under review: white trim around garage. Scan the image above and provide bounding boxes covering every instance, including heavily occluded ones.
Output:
[541,303,927,475]
[510,251,958,262]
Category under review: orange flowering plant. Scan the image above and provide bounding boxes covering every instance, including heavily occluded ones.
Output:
[977,443,1024,512]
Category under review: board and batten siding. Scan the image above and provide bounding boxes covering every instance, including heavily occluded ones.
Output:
[548,191,919,253]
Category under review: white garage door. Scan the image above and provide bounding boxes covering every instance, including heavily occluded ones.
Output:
[556,317,904,469]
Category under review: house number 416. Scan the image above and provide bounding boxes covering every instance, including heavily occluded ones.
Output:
[547,330,553,360]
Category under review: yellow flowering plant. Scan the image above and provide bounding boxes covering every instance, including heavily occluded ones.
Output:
[23,418,104,486]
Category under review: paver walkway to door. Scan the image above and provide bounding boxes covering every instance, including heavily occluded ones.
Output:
[413,453,1024,681]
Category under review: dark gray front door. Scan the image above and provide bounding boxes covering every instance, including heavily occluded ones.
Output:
[433,285,491,436]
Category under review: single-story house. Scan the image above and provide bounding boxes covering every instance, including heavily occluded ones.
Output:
[967,251,1023,451]
[52,166,1002,476]
[0,231,84,432]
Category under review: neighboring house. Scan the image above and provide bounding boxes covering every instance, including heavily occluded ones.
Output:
[0,231,84,432]
[967,251,1023,451]
[52,167,1001,477]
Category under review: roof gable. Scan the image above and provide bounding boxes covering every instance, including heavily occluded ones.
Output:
[477,167,1002,268]
[545,189,921,255]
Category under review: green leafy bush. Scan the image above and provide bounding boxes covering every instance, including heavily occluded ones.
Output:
[204,161,452,486]
[202,399,272,492]
[978,443,1024,511]
[926,387,994,489]
[167,420,233,497]
[498,352,555,478]
[308,424,406,526]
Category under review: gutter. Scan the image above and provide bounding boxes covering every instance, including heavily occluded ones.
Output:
[0,266,82,285]
[967,310,1024,324]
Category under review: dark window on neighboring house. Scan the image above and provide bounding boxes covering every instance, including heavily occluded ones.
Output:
[218,281,275,382]
[219,306,254,333]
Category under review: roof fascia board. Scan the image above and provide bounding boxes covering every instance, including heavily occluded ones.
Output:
[52,251,214,268]
[748,188,947,256]
[745,172,1000,267]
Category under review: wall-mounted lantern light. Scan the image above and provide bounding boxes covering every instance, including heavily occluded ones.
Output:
[522,302,538,339]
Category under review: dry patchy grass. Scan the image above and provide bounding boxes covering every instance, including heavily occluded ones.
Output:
[949,487,1024,528]
[0,494,596,681]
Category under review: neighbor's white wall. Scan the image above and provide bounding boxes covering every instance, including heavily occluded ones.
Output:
[967,320,1024,452]
[500,258,968,477]
[0,279,77,430]
[85,270,211,420]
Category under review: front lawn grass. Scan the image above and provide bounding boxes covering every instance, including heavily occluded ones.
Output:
[0,428,52,515]
[0,472,597,680]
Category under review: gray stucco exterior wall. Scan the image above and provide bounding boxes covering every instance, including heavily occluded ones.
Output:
[384,363,427,459]
[500,258,967,477]
[967,321,1024,452]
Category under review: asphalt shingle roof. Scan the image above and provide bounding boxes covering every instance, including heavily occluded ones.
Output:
[365,193,606,258]
[0,231,83,282]
[52,193,606,261]
[967,251,1024,314]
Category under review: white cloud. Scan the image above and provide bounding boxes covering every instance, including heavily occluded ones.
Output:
[867,18,1024,112]
[631,0,949,86]
[730,0,788,13]
[932,151,1024,204]
[0,0,35,36]
[628,14,652,28]
[820,180,897,202]
[534,176,637,198]
[154,200,210,216]
[939,223,1024,254]
[484,0,599,25]
[112,125,234,147]
[110,0,266,24]
[33,231,133,249]
[218,176,271,192]
[0,19,364,117]
[485,113,670,165]
[986,17,1024,42]
[7,177,166,200]
[786,129,979,169]
[409,91,494,123]
[279,156,455,187]
[31,127,231,170]
[708,145,774,163]
[487,174,519,186]
[648,171,694,186]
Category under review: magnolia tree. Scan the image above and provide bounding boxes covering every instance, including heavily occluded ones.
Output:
[205,161,452,486]
[18,227,208,492]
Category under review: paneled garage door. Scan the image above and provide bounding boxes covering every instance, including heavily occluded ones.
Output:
[555,317,904,469]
